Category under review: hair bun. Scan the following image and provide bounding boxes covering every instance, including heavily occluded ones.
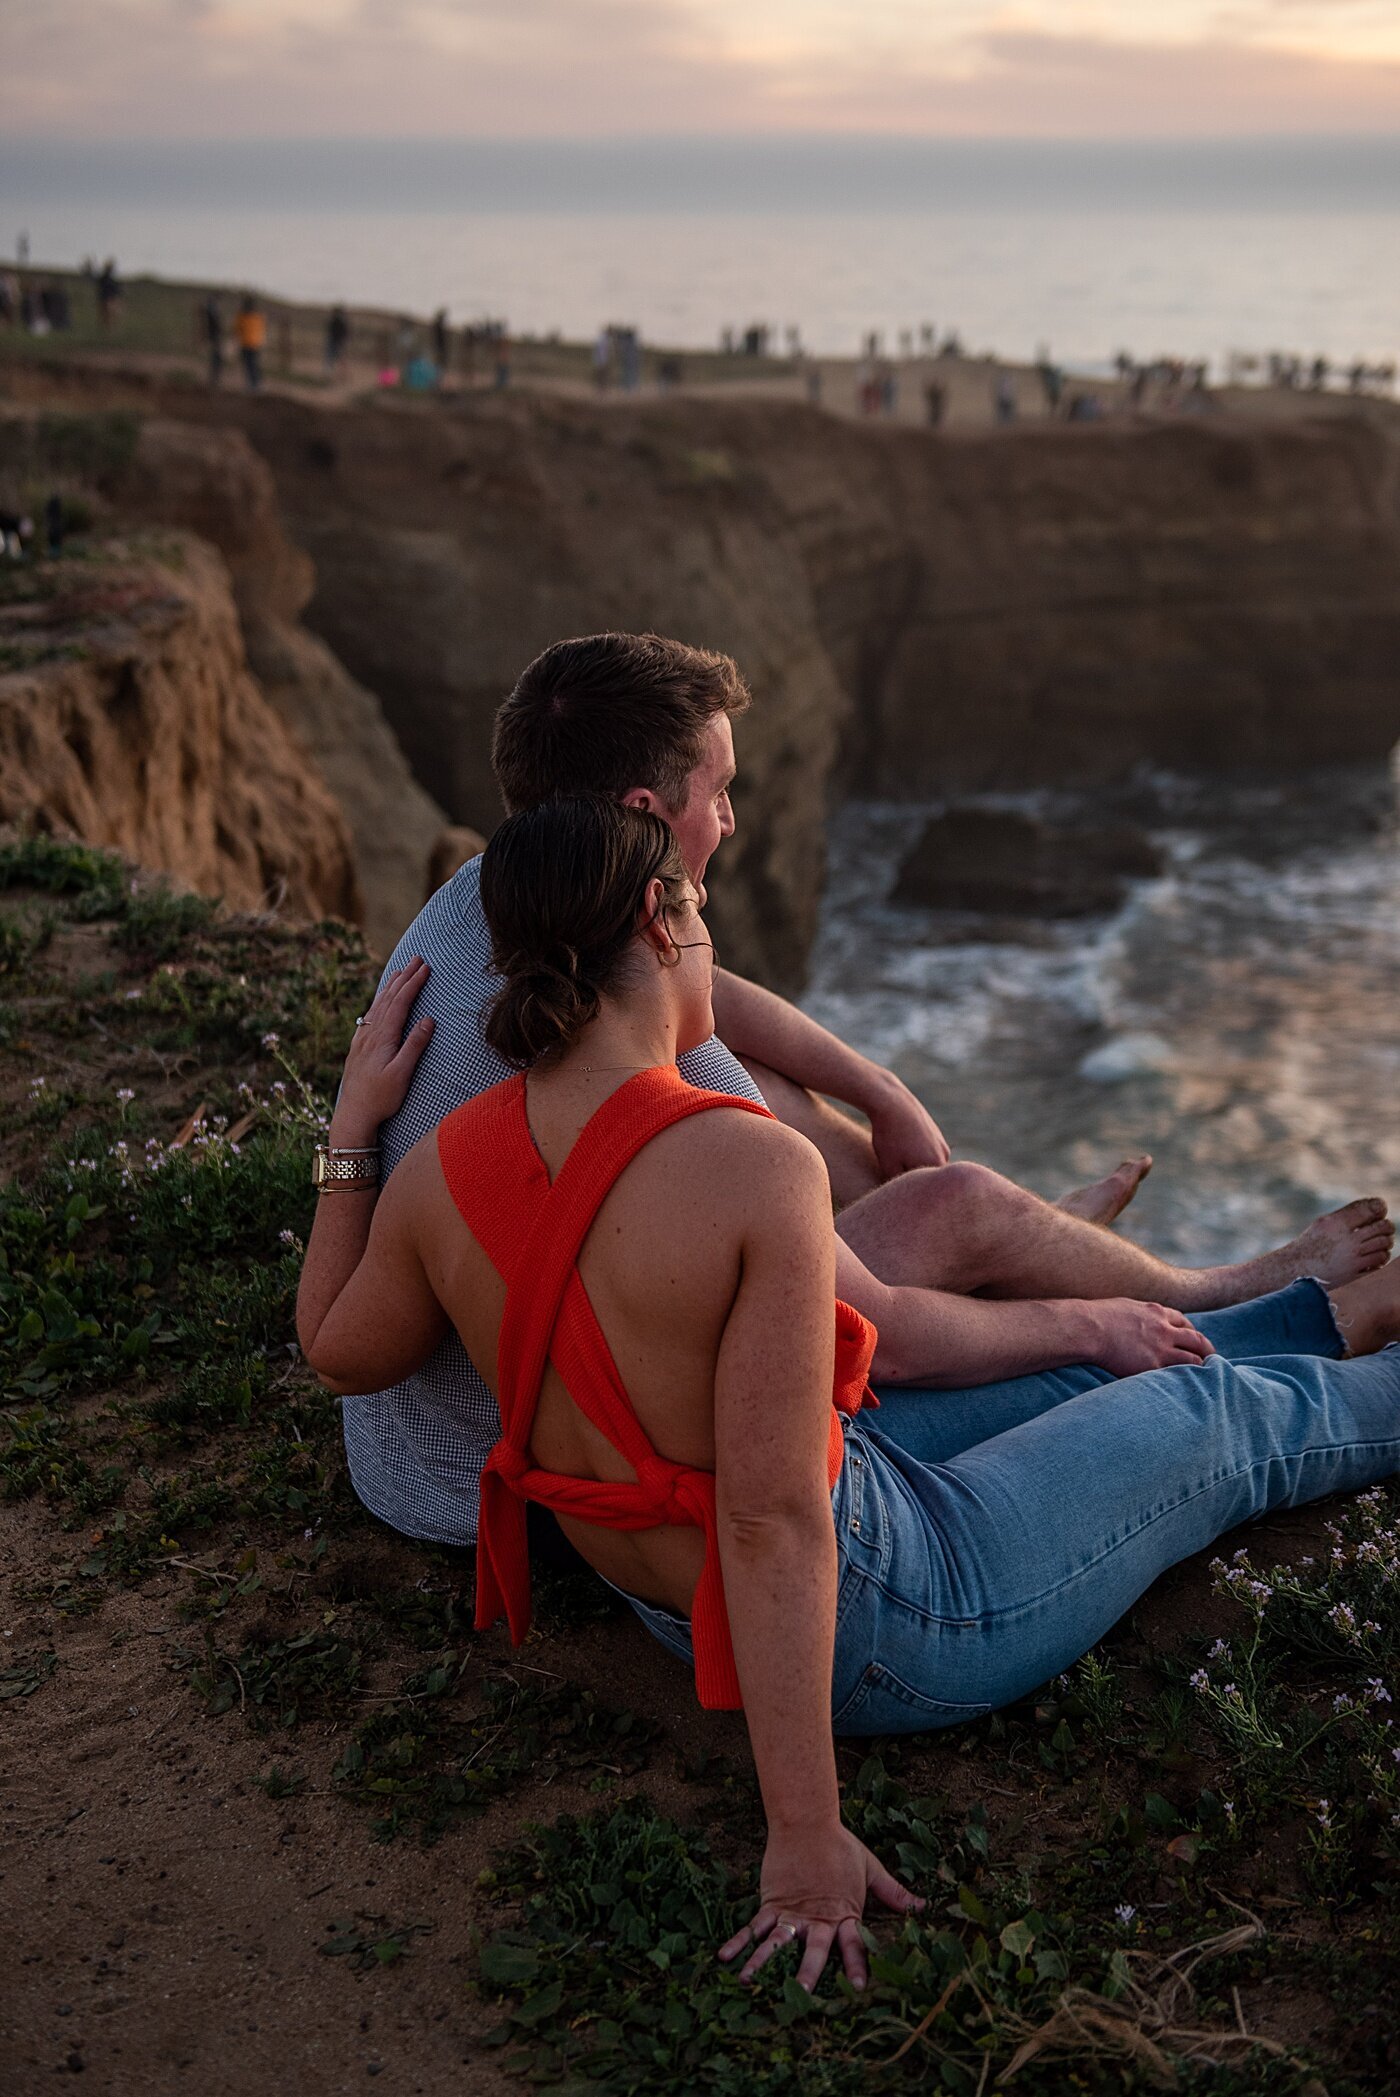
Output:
[479,795,691,1068]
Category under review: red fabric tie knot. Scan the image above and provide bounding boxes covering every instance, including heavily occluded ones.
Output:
[486,1443,530,1487]
[635,1454,697,1527]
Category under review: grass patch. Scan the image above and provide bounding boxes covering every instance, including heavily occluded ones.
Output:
[5,836,1400,2092]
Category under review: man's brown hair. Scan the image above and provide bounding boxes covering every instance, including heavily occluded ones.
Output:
[491,632,750,815]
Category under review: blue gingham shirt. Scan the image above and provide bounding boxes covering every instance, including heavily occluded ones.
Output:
[341,856,766,1545]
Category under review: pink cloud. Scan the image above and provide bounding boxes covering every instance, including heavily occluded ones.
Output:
[4,2,1399,136]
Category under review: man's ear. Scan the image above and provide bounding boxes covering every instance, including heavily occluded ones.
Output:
[620,787,663,816]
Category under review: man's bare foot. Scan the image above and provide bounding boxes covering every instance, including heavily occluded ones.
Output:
[1329,1253,1400,1355]
[1058,1156,1153,1228]
[1283,1199,1394,1288]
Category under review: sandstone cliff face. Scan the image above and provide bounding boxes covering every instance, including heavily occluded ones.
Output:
[13,379,1400,991]
[0,533,358,921]
[121,421,451,953]
[167,392,1400,989]
[858,414,1400,793]
[200,397,851,994]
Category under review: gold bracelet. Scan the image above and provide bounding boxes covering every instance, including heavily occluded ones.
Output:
[312,1145,380,1191]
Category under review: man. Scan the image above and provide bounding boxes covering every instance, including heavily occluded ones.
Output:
[342,634,1390,1545]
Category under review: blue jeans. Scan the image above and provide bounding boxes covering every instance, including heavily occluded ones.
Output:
[622,1281,1400,1735]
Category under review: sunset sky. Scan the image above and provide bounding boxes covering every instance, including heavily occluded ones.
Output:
[8,0,1400,140]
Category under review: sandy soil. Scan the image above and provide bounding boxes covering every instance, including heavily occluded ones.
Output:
[0,1488,748,2096]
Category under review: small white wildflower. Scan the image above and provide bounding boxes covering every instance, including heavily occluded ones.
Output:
[1190,1668,1210,1692]
[29,1076,46,1092]
[261,1032,280,1050]
[1333,1693,1354,1714]
[1222,1799,1236,1824]
[1222,1682,1243,1702]
[1316,1799,1334,1831]
[115,1087,134,1105]
[123,988,142,1001]
[1367,1679,1392,1705]
[1114,1904,1136,1927]
[1209,1639,1229,1659]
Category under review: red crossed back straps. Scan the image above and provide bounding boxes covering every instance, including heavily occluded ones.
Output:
[439,1064,774,1708]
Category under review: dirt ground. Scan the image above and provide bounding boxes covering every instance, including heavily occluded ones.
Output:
[1,1488,750,2096]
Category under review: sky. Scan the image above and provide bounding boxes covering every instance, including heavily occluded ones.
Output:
[7,0,1400,141]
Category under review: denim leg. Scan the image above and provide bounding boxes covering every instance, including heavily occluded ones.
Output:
[832,1343,1400,1737]
[869,1279,1343,1469]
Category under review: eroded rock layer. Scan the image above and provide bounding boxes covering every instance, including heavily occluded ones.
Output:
[0,533,359,922]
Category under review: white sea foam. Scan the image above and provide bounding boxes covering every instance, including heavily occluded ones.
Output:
[804,772,1400,1265]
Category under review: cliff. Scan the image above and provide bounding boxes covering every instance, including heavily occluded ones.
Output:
[7,375,1400,990]
[157,391,1400,989]
[0,531,358,920]
[119,420,452,954]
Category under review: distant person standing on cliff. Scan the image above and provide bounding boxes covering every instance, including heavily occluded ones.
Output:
[97,259,120,328]
[235,296,266,392]
[431,308,450,378]
[325,303,350,378]
[202,294,224,387]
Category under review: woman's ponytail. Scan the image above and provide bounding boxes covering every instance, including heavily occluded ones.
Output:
[479,797,689,1067]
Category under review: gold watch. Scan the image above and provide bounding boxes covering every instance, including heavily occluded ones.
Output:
[312,1146,380,1192]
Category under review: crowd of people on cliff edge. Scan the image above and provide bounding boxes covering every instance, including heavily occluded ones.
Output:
[295,630,1400,1995]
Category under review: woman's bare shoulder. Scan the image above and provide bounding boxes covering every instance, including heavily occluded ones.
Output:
[655,1105,830,1213]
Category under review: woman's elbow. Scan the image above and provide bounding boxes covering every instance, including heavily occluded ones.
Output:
[718,1497,834,1557]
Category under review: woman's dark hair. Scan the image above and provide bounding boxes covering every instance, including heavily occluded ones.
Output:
[480,795,690,1067]
[492,632,750,816]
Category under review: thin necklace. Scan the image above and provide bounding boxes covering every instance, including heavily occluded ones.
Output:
[579,1061,664,1072]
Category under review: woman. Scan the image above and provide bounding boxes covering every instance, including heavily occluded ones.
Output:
[298,796,1400,1994]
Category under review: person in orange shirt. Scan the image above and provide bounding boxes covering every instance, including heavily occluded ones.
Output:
[234,295,266,392]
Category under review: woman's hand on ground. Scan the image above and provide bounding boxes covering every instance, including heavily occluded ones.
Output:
[718,1823,925,1993]
[330,958,434,1141]
[1088,1299,1216,1376]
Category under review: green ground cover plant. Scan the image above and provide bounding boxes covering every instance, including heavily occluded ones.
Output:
[3,838,1399,2092]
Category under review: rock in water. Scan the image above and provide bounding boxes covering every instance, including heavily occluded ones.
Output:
[892,808,1165,917]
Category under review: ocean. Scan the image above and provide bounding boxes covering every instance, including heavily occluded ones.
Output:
[803,768,1400,1270]
[4,136,1399,372]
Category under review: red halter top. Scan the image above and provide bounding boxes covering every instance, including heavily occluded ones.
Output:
[439,1063,878,1710]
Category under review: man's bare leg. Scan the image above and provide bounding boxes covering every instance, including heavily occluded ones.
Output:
[835,1161,1393,1309]
[739,1058,1151,1224]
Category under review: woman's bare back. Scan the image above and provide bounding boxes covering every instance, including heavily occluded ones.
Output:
[405,1076,790,1611]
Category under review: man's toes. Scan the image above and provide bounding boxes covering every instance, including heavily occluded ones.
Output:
[1344,1197,1389,1224]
